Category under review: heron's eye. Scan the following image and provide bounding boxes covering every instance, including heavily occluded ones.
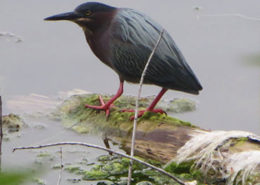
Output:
[85,10,92,16]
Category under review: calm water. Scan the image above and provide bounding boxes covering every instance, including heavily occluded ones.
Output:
[2,117,108,185]
[1,0,260,133]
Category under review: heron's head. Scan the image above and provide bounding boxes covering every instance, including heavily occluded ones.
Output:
[44,2,116,34]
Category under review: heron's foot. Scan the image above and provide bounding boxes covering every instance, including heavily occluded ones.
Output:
[121,108,166,120]
[85,96,114,118]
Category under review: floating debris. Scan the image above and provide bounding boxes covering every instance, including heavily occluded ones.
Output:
[193,6,203,11]
[3,113,25,133]
[0,31,23,43]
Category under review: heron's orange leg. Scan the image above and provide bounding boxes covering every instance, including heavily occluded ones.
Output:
[85,81,124,118]
[122,88,167,120]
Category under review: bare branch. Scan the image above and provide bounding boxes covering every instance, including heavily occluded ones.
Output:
[56,147,63,185]
[13,142,185,185]
[128,29,165,185]
[0,96,2,172]
[202,13,260,21]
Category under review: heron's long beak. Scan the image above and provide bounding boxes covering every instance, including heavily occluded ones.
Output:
[44,12,80,21]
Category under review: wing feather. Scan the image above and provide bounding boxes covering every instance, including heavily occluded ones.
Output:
[109,8,202,93]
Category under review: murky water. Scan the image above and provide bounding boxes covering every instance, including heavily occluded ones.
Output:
[1,0,260,132]
[1,0,260,183]
[2,117,108,185]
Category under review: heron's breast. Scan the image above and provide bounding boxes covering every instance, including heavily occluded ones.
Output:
[86,32,113,68]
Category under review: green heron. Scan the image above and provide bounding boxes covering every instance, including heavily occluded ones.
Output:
[45,2,202,118]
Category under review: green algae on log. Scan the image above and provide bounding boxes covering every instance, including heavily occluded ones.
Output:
[53,94,260,184]
[54,94,198,163]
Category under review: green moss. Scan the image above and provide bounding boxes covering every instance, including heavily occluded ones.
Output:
[91,164,103,171]
[83,170,109,180]
[165,161,194,174]
[62,153,201,184]
[55,94,197,133]
[72,125,91,134]
[36,152,51,158]
[79,155,198,184]
[35,152,55,165]
[32,178,46,185]
[136,110,195,128]
[164,161,203,182]
[103,162,127,175]
[121,158,131,166]
[0,170,35,185]
[109,111,133,124]
[98,155,112,162]
[64,165,82,174]
[97,181,114,185]
[136,181,153,185]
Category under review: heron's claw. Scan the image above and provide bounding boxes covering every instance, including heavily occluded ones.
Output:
[85,96,114,118]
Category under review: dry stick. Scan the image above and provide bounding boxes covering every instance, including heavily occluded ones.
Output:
[202,13,260,21]
[13,142,185,185]
[56,147,63,185]
[127,29,165,185]
[0,96,2,172]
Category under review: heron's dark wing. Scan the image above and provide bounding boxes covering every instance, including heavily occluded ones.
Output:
[110,9,202,94]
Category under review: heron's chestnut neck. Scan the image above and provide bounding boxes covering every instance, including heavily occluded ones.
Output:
[78,10,117,36]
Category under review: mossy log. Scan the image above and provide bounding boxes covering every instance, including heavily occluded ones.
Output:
[55,94,198,163]
[54,94,260,184]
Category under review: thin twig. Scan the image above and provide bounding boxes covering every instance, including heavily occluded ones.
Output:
[56,147,63,185]
[0,96,2,172]
[202,13,260,21]
[127,29,165,185]
[13,142,185,185]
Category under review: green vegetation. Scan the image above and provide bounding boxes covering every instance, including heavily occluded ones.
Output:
[165,161,203,183]
[54,94,196,135]
[0,171,32,185]
[68,154,185,185]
